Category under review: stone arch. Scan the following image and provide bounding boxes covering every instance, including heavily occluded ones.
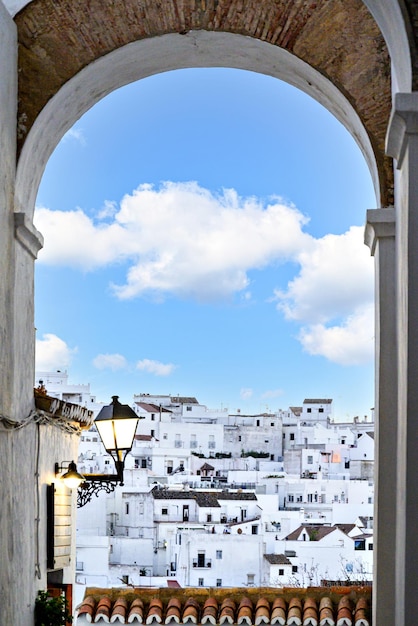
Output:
[15,0,393,218]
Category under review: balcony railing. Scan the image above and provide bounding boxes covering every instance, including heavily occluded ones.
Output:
[192,559,212,568]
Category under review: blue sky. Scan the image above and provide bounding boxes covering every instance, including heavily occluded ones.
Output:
[34,68,376,419]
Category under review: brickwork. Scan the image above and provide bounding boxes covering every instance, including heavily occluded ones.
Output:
[15,0,393,203]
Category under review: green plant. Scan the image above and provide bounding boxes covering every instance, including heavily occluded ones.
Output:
[35,590,72,626]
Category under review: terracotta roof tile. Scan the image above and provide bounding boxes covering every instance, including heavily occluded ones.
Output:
[271,597,287,625]
[254,599,269,625]
[201,597,218,625]
[237,597,253,625]
[75,588,371,626]
[95,596,112,621]
[219,598,236,624]
[182,598,199,624]
[264,554,292,565]
[127,598,144,623]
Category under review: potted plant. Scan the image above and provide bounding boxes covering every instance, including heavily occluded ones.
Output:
[35,590,72,626]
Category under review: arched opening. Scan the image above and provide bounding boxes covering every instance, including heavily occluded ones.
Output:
[34,66,376,417]
[33,70,373,600]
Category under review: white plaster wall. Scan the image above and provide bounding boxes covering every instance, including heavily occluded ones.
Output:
[175,531,263,587]
[0,1,17,418]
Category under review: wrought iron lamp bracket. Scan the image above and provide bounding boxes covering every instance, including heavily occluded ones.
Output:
[77,475,122,508]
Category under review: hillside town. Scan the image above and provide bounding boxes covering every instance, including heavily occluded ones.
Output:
[36,371,374,607]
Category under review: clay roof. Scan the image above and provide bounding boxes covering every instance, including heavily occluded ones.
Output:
[200,463,215,471]
[76,587,371,624]
[303,398,332,404]
[152,488,257,506]
[263,554,292,565]
[194,492,222,508]
[335,523,357,535]
[216,492,257,501]
[285,525,337,541]
[135,402,172,413]
[171,397,199,404]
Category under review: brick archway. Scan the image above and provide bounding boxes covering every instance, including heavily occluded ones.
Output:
[15,0,392,218]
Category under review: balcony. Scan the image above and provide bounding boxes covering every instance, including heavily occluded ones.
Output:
[192,559,212,568]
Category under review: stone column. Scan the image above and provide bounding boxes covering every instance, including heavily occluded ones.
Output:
[364,207,396,624]
[386,92,418,624]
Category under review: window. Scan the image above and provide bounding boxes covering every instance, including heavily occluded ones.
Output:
[271,422,274,427]
[278,568,284,576]
[198,578,204,586]
[125,502,129,515]
[151,414,155,421]
[290,433,295,441]
[307,455,313,464]
[319,408,324,413]
[216,550,223,559]
[256,420,260,427]
[283,433,285,439]
[140,458,146,468]
[238,436,242,442]
[292,565,298,573]
[216,579,222,587]
[207,514,212,523]
[150,429,155,438]
[162,508,168,515]
[251,525,258,535]
[355,539,366,551]
[288,494,294,502]
[345,460,350,469]
[163,433,168,439]
[307,408,312,413]
[368,543,374,551]
[187,406,192,411]
[122,575,129,585]
[264,439,269,443]
[247,574,255,586]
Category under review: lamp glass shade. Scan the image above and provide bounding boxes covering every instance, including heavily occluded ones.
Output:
[61,462,85,489]
[95,417,138,455]
[94,396,139,461]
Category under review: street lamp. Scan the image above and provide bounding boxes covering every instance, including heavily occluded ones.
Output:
[57,396,142,507]
[94,395,140,482]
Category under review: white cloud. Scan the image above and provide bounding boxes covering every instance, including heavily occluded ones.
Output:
[298,304,374,365]
[272,226,374,365]
[34,183,374,367]
[35,333,76,370]
[240,387,253,400]
[261,389,284,399]
[136,359,176,376]
[274,226,373,324]
[34,181,310,299]
[63,127,86,145]
[93,353,128,371]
